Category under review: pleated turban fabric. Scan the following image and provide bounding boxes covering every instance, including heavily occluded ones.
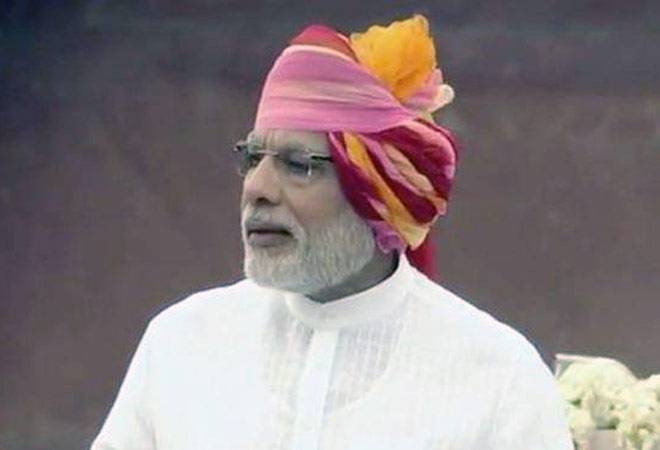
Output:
[254,15,459,277]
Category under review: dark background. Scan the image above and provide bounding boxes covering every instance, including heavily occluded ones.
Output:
[1,1,659,448]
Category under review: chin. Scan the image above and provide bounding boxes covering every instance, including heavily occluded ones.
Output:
[243,248,303,288]
[243,241,297,264]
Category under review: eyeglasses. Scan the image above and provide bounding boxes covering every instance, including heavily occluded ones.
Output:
[233,140,333,182]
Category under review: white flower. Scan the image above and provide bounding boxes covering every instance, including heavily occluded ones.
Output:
[614,376,660,450]
[556,356,639,450]
[565,402,596,444]
[557,357,637,428]
[556,357,660,450]
[637,375,660,401]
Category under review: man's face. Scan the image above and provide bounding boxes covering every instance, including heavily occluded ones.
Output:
[240,129,375,294]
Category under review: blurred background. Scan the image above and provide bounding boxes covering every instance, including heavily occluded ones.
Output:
[1,0,659,448]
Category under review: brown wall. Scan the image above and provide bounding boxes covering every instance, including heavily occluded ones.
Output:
[1,1,659,448]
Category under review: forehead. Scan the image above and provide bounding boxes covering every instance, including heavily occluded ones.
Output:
[249,129,330,156]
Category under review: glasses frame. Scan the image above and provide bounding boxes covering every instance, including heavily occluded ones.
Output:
[233,140,333,181]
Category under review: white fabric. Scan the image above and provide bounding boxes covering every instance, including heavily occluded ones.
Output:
[91,255,574,450]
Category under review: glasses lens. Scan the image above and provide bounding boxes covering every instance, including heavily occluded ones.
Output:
[281,150,313,179]
[233,141,329,181]
[234,142,262,176]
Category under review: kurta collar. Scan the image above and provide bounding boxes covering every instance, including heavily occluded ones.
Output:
[283,253,413,330]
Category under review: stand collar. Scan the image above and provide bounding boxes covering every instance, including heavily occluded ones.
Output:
[283,254,413,330]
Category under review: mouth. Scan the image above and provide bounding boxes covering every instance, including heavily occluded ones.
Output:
[245,221,295,247]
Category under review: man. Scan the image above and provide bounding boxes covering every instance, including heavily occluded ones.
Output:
[91,15,574,450]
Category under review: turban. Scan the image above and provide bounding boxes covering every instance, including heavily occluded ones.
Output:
[254,15,459,278]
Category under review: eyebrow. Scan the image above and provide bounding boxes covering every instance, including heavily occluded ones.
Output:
[247,133,328,155]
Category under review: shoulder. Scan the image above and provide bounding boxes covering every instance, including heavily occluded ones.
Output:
[143,278,274,340]
[406,269,546,368]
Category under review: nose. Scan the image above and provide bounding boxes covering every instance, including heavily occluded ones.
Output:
[241,155,283,208]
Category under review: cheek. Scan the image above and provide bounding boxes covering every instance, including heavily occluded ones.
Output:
[285,179,347,227]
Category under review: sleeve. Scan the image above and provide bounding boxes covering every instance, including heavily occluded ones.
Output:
[489,340,576,450]
[90,322,157,450]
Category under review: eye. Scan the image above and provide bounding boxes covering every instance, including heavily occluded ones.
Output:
[282,151,311,176]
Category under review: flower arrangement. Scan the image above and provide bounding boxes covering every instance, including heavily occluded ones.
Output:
[555,354,660,450]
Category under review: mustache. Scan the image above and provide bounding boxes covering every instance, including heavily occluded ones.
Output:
[241,205,302,237]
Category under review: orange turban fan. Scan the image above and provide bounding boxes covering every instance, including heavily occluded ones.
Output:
[254,15,459,279]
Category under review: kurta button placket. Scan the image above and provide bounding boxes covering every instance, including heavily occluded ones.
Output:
[290,328,339,450]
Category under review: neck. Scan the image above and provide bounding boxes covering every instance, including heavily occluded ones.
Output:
[306,250,399,303]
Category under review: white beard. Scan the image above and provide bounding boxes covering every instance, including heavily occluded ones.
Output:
[241,204,376,295]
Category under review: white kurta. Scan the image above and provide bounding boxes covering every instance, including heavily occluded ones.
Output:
[91,255,574,450]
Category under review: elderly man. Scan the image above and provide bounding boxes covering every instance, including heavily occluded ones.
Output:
[91,15,574,450]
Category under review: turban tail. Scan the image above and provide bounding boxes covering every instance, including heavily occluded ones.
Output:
[254,22,459,279]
